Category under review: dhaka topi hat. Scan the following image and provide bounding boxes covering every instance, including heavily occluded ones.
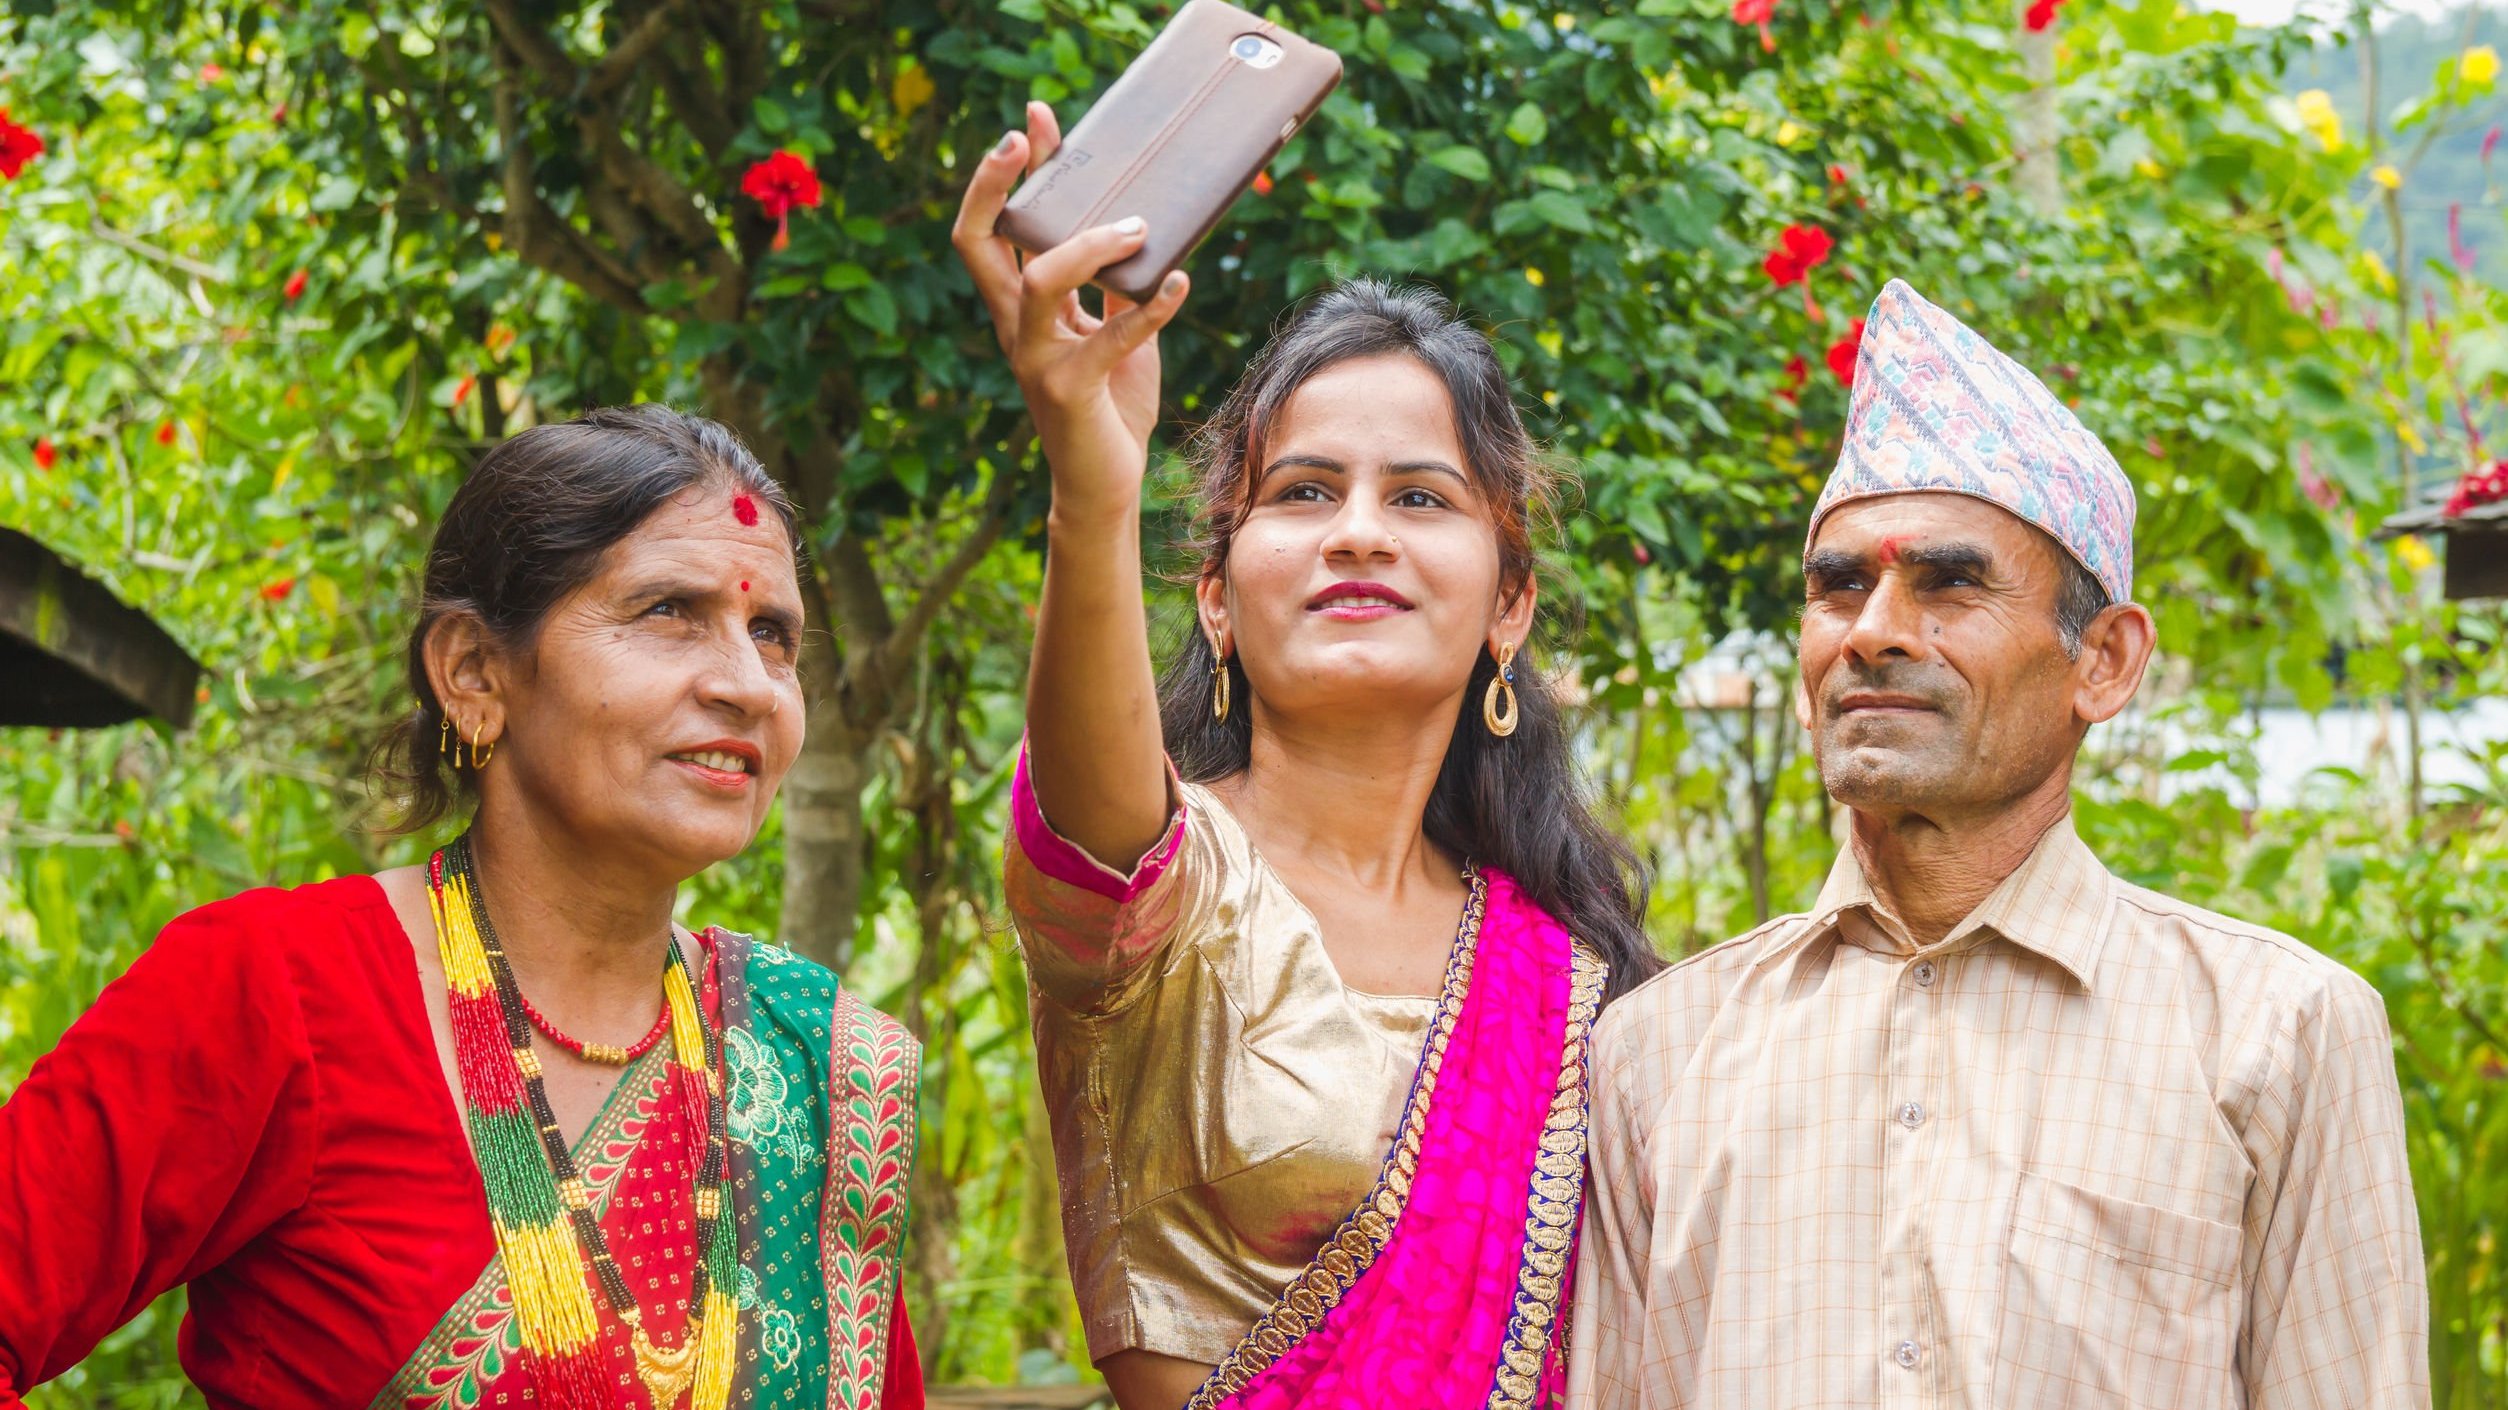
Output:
[1807,279,2136,603]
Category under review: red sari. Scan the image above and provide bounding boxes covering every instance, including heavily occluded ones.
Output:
[0,876,922,1410]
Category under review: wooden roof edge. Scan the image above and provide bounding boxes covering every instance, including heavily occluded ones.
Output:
[2372,498,2508,539]
[0,526,203,729]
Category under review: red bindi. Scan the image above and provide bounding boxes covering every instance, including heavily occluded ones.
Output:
[739,581,750,593]
[732,494,759,527]
[1878,535,1908,565]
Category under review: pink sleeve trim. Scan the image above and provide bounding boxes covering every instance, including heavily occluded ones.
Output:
[1012,741,1188,903]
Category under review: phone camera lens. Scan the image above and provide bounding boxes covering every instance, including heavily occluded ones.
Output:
[1231,35,1264,60]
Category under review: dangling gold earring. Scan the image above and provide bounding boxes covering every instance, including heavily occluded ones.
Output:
[438,712,454,764]
[1483,641,1520,738]
[1210,637,1232,724]
[470,721,495,769]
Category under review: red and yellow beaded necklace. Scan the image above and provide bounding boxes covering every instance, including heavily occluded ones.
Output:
[427,837,739,1410]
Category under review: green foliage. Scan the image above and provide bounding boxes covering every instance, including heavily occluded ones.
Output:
[1,0,2502,1399]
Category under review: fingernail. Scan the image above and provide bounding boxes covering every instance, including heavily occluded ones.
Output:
[1162,271,1186,295]
[994,130,1018,156]
[1114,216,1146,235]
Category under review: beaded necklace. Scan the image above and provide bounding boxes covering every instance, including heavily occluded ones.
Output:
[427,837,739,1410]
[520,987,673,1066]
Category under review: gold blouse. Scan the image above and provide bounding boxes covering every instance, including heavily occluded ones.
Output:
[1003,775,1436,1365]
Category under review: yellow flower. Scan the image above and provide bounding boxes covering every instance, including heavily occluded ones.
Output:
[2371,164,2402,189]
[2360,248,2394,292]
[2295,89,2344,152]
[2135,157,2165,179]
[2397,420,2427,455]
[1775,120,1805,147]
[1524,267,1547,288]
[2396,534,2436,572]
[1553,12,1577,29]
[892,60,936,118]
[2462,46,2499,86]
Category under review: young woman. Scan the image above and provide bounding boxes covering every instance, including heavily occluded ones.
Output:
[953,106,1661,1410]
[0,407,920,1410]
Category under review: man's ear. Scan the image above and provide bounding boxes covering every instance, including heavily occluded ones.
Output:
[424,612,509,745]
[2071,602,2155,726]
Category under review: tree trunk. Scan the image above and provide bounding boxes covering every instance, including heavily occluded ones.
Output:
[780,643,870,970]
[2014,5,2060,216]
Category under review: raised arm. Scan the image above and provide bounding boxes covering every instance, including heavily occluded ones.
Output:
[951,103,1192,873]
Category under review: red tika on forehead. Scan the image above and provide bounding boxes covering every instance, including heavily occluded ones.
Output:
[1879,534,1908,564]
[733,494,760,527]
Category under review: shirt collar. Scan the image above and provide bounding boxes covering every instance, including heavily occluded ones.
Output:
[1758,814,2114,992]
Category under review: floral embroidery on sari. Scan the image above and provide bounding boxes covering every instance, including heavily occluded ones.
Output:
[823,989,919,1410]
[1485,950,1606,1410]
[379,930,919,1410]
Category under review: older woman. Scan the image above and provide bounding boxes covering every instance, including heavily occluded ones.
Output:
[0,406,921,1410]
[953,108,1662,1410]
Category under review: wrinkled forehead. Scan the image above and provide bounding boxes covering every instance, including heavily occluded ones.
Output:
[1804,491,2071,573]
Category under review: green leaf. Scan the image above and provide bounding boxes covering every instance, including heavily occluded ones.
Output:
[1425,145,1492,182]
[753,96,790,136]
[844,285,900,338]
[1505,102,1548,147]
[823,262,874,291]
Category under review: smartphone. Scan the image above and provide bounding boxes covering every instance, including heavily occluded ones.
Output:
[998,0,1343,303]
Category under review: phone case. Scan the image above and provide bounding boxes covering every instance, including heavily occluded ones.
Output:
[997,0,1342,302]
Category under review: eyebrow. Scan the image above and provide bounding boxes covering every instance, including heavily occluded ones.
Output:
[1802,542,1996,582]
[1256,453,1472,489]
[623,576,804,625]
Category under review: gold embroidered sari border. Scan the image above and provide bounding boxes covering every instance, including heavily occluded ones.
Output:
[1484,948,1606,1410]
[1180,869,1489,1410]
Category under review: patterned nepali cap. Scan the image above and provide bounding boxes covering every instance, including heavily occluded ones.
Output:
[1807,280,2136,603]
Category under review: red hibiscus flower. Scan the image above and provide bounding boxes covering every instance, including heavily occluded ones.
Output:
[2024,0,2063,30]
[1732,0,1779,50]
[741,149,823,251]
[1762,224,1833,287]
[1252,170,1274,197]
[33,437,56,471]
[1826,318,1866,386]
[154,420,177,446]
[2445,461,2508,516]
[1827,163,1852,186]
[0,110,44,181]
[283,268,309,302]
[259,576,297,601]
[1777,354,1810,403]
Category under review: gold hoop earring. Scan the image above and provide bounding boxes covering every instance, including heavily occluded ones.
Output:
[1210,640,1232,724]
[1483,641,1520,738]
[470,721,495,769]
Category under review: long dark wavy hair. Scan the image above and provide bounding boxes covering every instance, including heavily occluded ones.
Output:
[1155,280,1662,1004]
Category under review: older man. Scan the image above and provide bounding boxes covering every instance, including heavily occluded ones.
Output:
[1570,282,2427,1409]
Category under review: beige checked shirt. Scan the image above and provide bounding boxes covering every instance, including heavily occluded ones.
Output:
[1568,816,2427,1409]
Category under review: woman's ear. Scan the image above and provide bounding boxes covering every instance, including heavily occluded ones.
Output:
[1194,570,1231,656]
[1489,571,1538,657]
[423,612,508,745]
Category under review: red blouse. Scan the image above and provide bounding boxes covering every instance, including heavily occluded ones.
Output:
[0,876,922,1409]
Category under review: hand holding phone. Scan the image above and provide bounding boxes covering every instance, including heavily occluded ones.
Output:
[998,0,1343,302]
[951,103,1189,520]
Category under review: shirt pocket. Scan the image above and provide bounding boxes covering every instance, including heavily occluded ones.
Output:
[1995,1170,2243,1409]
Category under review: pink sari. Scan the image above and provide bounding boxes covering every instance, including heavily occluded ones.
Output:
[1183,869,1606,1410]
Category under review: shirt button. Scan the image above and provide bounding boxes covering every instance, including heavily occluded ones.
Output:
[1913,961,1937,987]
[1894,1340,1922,1370]
[1898,1101,1927,1129]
